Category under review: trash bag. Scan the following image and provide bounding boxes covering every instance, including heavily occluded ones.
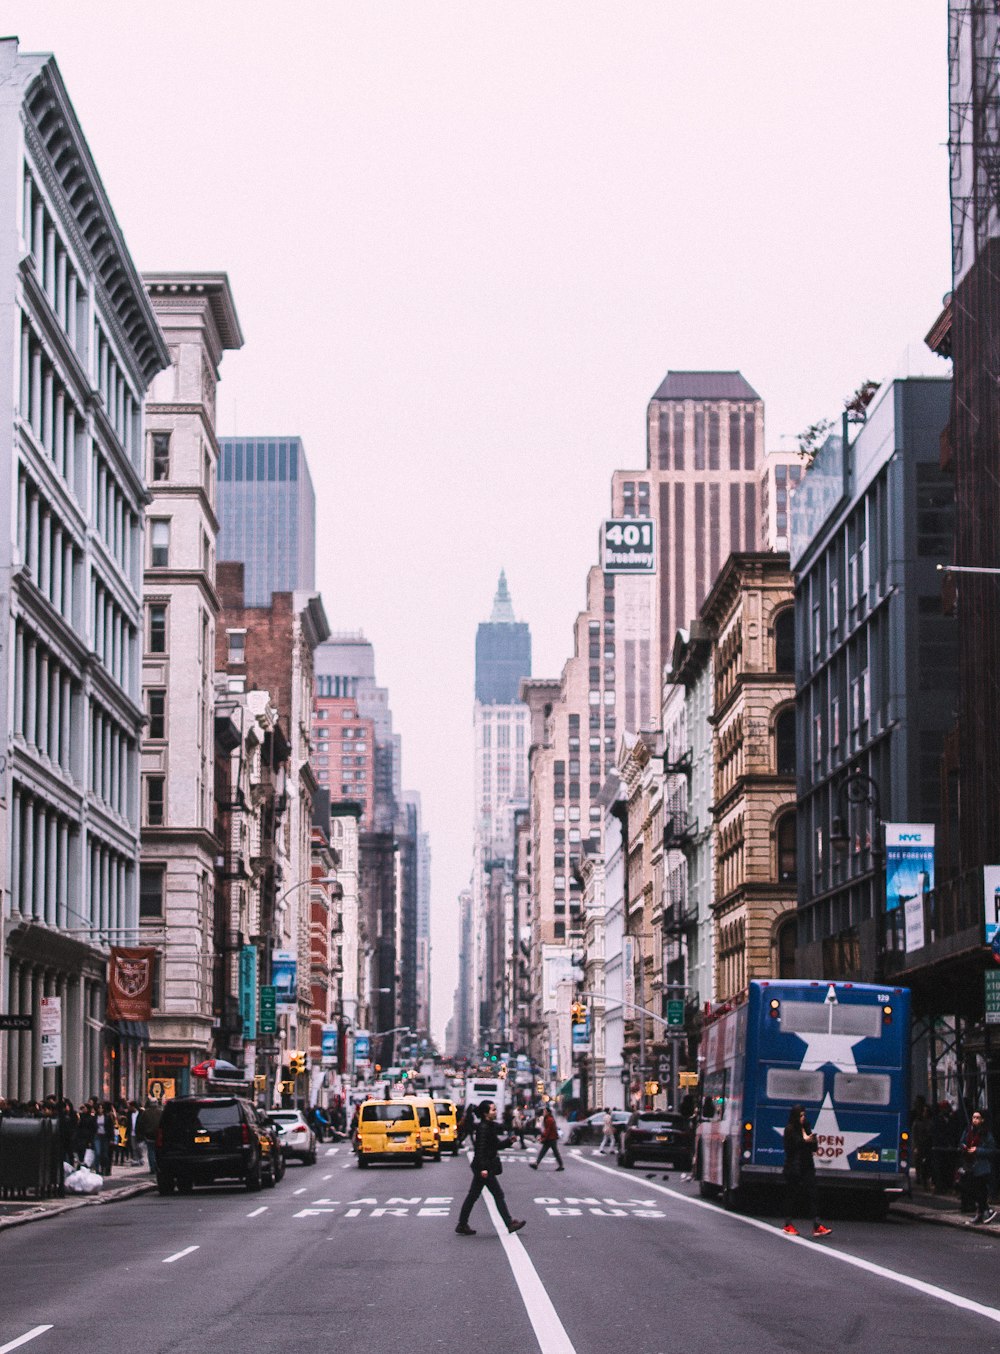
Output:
[65,1167,103,1194]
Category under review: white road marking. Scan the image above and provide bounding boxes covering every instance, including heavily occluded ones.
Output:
[482,1189,576,1354]
[247,1205,268,1217]
[162,1245,200,1264]
[325,1146,340,1156]
[575,1153,1000,1328]
[293,1187,307,1195]
[0,1328,53,1354]
[322,1173,333,1180]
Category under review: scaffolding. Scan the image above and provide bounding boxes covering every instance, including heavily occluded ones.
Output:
[949,1,1000,286]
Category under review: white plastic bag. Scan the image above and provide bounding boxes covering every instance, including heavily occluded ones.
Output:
[65,1167,103,1194]
[82,1147,96,1168]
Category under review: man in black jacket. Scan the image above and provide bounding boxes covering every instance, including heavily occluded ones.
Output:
[456,1100,526,1237]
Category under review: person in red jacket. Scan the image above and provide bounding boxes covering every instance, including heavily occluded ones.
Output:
[529,1106,564,1171]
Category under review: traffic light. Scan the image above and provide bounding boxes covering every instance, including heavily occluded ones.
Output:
[289,1051,306,1076]
[571,1001,586,1025]
[279,1079,294,1095]
[374,1063,382,1076]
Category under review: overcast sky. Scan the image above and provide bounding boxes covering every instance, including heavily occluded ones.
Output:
[7,2,951,1045]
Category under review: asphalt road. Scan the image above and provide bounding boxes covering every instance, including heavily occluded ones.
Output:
[3,1142,1000,1354]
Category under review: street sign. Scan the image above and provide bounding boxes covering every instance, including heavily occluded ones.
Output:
[259,986,276,1034]
[986,971,1000,1025]
[679,1071,699,1088]
[0,1014,32,1030]
[40,995,61,1067]
[602,519,656,574]
[657,1054,671,1081]
[666,999,685,1028]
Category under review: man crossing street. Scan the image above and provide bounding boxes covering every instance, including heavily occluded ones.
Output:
[529,1105,564,1171]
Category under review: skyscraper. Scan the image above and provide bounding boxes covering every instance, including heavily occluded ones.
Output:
[467,574,531,1053]
[216,436,316,606]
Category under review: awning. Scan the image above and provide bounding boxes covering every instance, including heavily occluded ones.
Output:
[558,1078,574,1097]
[109,1020,150,1044]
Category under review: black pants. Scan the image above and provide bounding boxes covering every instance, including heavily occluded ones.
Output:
[458,1171,512,1227]
[535,1139,563,1168]
[968,1173,990,1216]
[784,1170,819,1224]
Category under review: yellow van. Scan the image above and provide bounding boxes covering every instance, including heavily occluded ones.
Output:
[433,1099,459,1155]
[356,1100,423,1168]
[404,1097,442,1162]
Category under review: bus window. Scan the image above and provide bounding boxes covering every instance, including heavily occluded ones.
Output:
[704,1069,728,1118]
[831,1006,882,1038]
[781,1001,882,1039]
[833,1072,890,1106]
[765,1068,824,1102]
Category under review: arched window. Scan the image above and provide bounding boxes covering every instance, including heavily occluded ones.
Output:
[777,914,797,979]
[774,607,795,673]
[775,707,796,776]
[777,811,797,884]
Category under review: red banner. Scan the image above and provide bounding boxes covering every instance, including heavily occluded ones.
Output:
[107,947,156,1022]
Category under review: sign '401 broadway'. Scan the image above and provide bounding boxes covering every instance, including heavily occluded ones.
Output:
[601,519,656,573]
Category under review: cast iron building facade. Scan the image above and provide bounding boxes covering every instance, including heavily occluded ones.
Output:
[790,378,956,981]
[216,436,316,607]
[0,39,169,1101]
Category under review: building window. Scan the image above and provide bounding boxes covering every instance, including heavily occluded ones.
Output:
[146,688,166,740]
[139,866,165,918]
[145,775,165,826]
[151,432,170,482]
[150,520,170,568]
[776,812,797,883]
[774,608,795,673]
[774,707,796,776]
[148,604,167,654]
[777,914,797,979]
[227,630,246,664]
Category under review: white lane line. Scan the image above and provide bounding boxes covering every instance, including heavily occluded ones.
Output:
[575,1153,1000,1328]
[247,1205,268,1218]
[0,1328,53,1354]
[326,1146,340,1155]
[162,1244,200,1264]
[483,1189,576,1354]
[322,1173,333,1180]
[293,1187,307,1195]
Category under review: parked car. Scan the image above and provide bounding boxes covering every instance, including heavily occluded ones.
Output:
[567,1110,631,1146]
[433,1099,460,1155]
[155,1095,267,1194]
[617,1111,694,1170]
[270,1109,318,1164]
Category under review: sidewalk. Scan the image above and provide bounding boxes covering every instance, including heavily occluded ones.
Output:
[891,1182,1000,1236]
[0,1158,155,1231]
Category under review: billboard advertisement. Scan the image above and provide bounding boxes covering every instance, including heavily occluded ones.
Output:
[983,866,1000,960]
[353,1031,371,1066]
[272,950,297,1008]
[885,824,935,914]
[321,1024,339,1067]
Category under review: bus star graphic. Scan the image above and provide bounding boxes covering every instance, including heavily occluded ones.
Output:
[776,1095,880,1170]
[792,1027,868,1073]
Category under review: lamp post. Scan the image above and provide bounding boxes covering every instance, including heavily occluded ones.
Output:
[828,769,885,979]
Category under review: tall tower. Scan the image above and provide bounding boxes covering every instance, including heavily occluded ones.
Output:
[469,573,531,1054]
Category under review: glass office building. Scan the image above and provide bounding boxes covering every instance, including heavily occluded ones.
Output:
[217,437,316,605]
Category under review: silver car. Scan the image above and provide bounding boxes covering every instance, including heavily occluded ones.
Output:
[270,1109,317,1164]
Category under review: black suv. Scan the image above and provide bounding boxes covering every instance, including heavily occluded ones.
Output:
[617,1111,694,1171]
[156,1096,273,1194]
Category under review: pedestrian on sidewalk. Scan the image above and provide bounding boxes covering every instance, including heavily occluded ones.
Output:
[137,1097,163,1175]
[958,1109,997,1226]
[529,1105,564,1171]
[455,1100,525,1237]
[598,1107,616,1156]
[512,1104,526,1149]
[781,1104,831,1239]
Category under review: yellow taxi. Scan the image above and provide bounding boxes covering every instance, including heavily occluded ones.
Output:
[433,1099,459,1155]
[404,1096,442,1162]
[356,1099,423,1168]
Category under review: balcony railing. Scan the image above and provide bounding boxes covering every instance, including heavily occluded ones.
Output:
[663,812,696,851]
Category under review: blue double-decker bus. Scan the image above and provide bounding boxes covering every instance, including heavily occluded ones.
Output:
[695,980,911,1209]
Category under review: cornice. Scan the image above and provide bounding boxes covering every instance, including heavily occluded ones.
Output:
[142,567,221,615]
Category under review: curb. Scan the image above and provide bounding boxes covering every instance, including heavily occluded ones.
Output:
[891,1200,1000,1237]
[0,1180,155,1231]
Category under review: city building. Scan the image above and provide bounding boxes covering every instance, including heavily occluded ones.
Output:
[216,564,330,1066]
[307,791,340,1100]
[644,371,764,673]
[701,553,797,1000]
[0,39,169,1102]
[759,449,806,552]
[311,683,375,828]
[791,379,956,989]
[216,436,316,607]
[140,273,243,1088]
[470,573,531,1053]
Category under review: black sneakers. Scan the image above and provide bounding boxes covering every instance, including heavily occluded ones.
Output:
[508,1219,526,1234]
[455,1223,476,1235]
